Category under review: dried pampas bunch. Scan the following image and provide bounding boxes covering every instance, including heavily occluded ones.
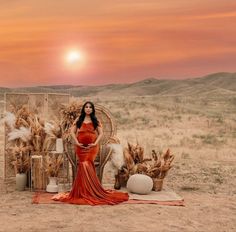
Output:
[146,149,174,179]
[42,120,64,152]
[8,142,32,174]
[15,105,33,129]
[44,122,56,137]
[120,142,174,181]
[4,105,32,135]
[44,153,64,177]
[44,121,63,139]
[26,115,46,152]
[4,105,34,174]
[59,101,81,141]
[5,105,51,154]
[1,112,16,130]
[8,127,31,142]
[4,103,72,175]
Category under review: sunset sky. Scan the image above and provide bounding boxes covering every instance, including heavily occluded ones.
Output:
[0,0,236,87]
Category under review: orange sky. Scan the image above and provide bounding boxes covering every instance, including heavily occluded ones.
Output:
[0,0,236,87]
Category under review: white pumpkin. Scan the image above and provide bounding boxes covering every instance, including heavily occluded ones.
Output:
[127,174,153,195]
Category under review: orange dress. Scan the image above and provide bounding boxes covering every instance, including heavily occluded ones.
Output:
[52,122,129,205]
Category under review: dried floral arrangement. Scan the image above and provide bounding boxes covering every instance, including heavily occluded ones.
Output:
[3,104,65,175]
[3,100,117,183]
[8,142,32,174]
[4,106,35,174]
[40,101,81,178]
[44,153,64,177]
[116,142,174,189]
[59,101,81,142]
[5,106,47,152]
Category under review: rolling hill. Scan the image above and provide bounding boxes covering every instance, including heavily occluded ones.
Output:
[0,72,235,97]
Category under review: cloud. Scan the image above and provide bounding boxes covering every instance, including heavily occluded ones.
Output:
[190,11,236,19]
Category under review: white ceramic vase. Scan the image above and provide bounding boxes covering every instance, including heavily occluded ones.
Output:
[46,176,58,193]
[16,173,27,191]
[56,138,64,153]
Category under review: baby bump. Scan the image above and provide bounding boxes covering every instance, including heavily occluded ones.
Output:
[76,132,98,161]
[77,132,97,146]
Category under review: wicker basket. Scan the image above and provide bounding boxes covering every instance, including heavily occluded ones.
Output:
[152,178,164,191]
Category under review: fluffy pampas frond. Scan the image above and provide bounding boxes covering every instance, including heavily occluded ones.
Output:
[44,122,55,137]
[8,127,31,142]
[2,112,16,130]
[107,143,125,170]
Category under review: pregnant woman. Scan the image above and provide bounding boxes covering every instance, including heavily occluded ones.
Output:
[52,101,129,205]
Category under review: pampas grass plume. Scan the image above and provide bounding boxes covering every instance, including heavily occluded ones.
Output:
[8,127,31,142]
[107,144,125,169]
[44,122,55,136]
[2,112,16,130]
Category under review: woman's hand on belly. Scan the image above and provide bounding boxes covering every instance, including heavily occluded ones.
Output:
[76,141,87,149]
[87,142,97,148]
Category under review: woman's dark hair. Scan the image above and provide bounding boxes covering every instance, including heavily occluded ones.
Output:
[76,101,99,129]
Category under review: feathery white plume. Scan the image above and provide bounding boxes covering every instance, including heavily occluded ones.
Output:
[107,143,125,169]
[44,122,55,136]
[8,127,31,142]
[1,112,16,130]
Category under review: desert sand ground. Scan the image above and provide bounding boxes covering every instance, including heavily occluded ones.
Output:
[0,94,236,232]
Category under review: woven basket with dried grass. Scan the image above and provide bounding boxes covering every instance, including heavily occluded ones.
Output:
[117,143,174,191]
[152,178,164,191]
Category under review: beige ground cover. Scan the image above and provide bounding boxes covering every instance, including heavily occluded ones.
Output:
[0,94,235,231]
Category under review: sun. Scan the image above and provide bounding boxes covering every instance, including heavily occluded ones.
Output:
[66,50,82,64]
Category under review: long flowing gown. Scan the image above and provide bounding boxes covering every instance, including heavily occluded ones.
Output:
[52,122,129,205]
